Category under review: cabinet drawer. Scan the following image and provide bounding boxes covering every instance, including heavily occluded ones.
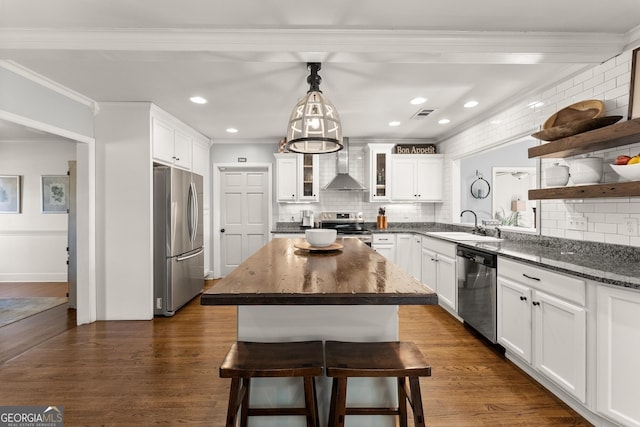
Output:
[499,257,585,306]
[421,236,456,258]
[372,233,395,244]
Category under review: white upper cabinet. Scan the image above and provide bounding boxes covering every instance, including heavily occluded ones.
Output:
[275,153,319,202]
[390,154,443,202]
[364,143,394,202]
[298,153,319,202]
[152,115,192,170]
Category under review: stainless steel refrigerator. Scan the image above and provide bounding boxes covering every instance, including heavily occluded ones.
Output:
[153,165,204,316]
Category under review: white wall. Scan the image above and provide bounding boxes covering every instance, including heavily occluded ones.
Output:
[0,138,76,281]
[439,46,640,247]
[94,102,154,320]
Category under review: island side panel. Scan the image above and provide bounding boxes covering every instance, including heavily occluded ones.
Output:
[237,305,399,427]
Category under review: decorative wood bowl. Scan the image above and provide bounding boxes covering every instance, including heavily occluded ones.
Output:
[542,100,605,130]
[531,116,623,141]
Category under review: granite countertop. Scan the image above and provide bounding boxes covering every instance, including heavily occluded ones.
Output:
[273,222,640,290]
[201,237,438,306]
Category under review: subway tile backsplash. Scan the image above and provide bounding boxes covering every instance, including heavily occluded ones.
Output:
[437,46,639,248]
[276,143,436,224]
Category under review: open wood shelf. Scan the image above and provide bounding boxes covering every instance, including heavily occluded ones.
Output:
[529,181,640,200]
[528,118,640,159]
[528,118,640,199]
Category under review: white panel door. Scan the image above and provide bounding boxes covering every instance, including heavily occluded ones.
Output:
[416,156,443,201]
[390,156,417,201]
[597,285,640,427]
[436,253,456,312]
[276,154,298,202]
[410,235,422,280]
[395,234,412,273]
[220,169,269,275]
[497,277,532,363]
[534,290,586,403]
[421,247,437,292]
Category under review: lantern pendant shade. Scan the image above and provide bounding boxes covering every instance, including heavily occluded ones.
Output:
[285,64,343,154]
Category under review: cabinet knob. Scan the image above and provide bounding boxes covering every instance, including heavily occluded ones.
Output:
[532,301,541,306]
[220,228,225,233]
[520,296,527,301]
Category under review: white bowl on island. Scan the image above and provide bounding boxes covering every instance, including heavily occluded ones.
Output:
[305,229,337,247]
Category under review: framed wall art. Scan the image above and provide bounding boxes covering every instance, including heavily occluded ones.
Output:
[41,175,69,213]
[0,175,21,213]
[629,47,640,120]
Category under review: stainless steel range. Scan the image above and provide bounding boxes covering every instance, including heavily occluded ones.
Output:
[319,212,372,246]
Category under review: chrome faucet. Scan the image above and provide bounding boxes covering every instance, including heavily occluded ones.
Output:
[460,210,481,234]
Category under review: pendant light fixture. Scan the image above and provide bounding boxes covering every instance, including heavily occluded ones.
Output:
[285,62,343,154]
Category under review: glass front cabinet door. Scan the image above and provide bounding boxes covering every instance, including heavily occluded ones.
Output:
[365,143,395,202]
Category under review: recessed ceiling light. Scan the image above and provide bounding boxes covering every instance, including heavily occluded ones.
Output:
[226,128,238,134]
[438,119,450,125]
[190,96,207,104]
[410,97,427,105]
[389,121,401,127]
[464,101,479,108]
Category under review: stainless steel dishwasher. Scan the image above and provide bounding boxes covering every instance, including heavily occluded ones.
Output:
[457,246,498,343]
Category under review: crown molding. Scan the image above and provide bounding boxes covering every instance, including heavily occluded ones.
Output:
[0,60,98,113]
[625,24,640,50]
[0,28,625,65]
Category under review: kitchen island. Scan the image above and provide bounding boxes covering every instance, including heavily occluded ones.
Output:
[201,237,436,427]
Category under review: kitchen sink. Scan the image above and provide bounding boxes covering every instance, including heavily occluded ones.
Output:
[426,231,503,242]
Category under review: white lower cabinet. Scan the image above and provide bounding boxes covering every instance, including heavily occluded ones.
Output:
[596,285,640,427]
[396,233,423,281]
[372,233,396,262]
[498,257,587,404]
[396,234,412,273]
[421,237,456,312]
[410,234,422,280]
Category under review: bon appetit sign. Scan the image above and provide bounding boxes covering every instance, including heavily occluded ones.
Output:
[395,144,436,154]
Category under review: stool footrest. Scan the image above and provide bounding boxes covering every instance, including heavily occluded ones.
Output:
[346,407,399,416]
[248,408,313,416]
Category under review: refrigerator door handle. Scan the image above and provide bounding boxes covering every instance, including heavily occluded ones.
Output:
[177,247,204,262]
[187,182,197,242]
[192,181,198,242]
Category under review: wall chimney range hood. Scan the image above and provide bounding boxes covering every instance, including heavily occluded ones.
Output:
[322,138,366,191]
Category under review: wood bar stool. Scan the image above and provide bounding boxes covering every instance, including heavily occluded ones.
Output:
[325,340,431,427]
[219,340,324,427]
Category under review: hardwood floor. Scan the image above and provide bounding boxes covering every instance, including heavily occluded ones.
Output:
[0,281,68,298]
[0,281,591,426]
[0,282,73,363]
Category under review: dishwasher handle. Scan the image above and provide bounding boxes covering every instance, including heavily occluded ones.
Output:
[457,249,497,268]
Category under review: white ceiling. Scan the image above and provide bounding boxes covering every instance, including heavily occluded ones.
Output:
[1,0,640,143]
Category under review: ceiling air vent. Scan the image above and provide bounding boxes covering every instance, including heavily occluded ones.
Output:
[410,108,435,120]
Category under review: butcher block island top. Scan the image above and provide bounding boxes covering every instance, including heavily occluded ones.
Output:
[201,237,437,306]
